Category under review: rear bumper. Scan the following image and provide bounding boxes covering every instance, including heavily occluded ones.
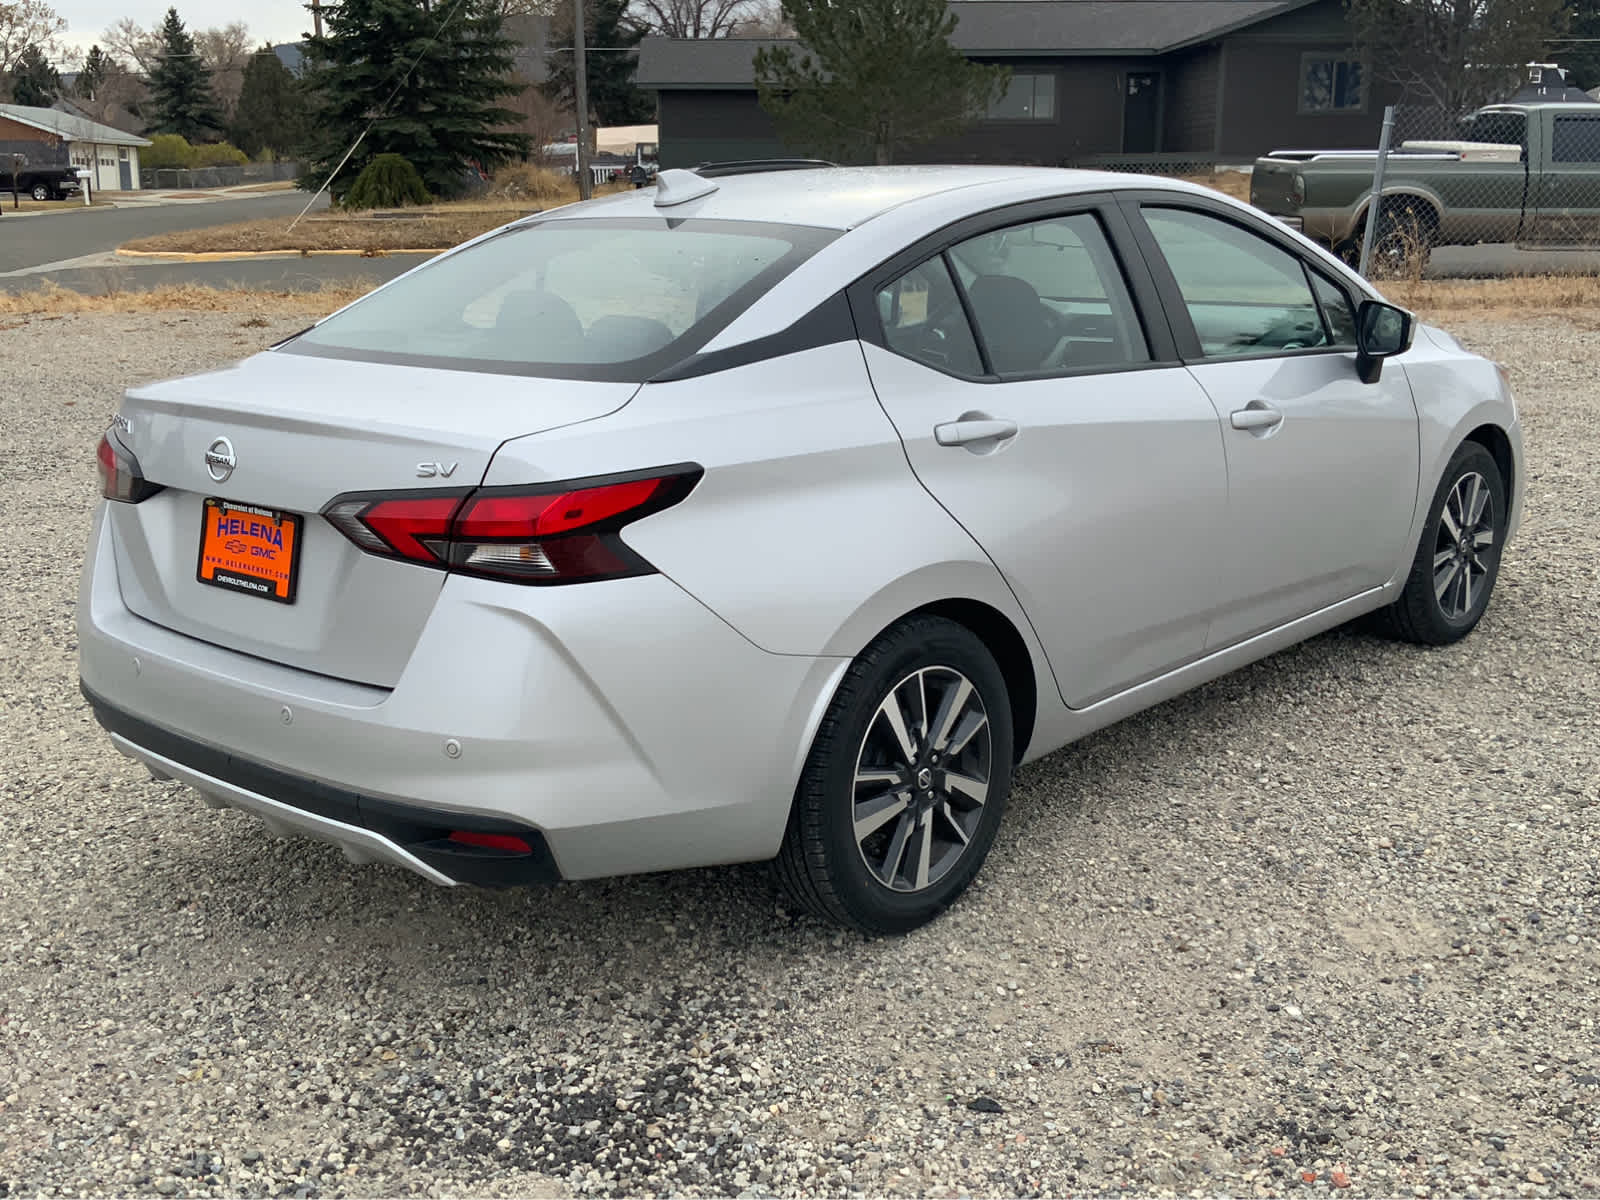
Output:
[78,505,849,884]
[83,683,562,887]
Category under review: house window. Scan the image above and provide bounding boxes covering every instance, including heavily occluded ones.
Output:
[1300,55,1364,113]
[986,73,1056,121]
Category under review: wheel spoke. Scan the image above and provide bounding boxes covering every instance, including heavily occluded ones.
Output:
[944,710,988,758]
[939,800,971,846]
[879,811,915,884]
[928,677,973,752]
[1463,474,1487,526]
[946,770,989,808]
[854,768,902,788]
[1461,562,1475,611]
[1473,528,1495,548]
[1432,547,1456,570]
[877,690,919,766]
[911,812,934,890]
[1439,501,1462,542]
[854,790,910,843]
[916,670,930,742]
[1434,560,1462,603]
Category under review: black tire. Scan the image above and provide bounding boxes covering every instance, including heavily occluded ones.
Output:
[30,183,51,202]
[775,615,1014,935]
[1374,440,1506,645]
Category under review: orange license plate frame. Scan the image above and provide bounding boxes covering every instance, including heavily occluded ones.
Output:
[196,497,303,605]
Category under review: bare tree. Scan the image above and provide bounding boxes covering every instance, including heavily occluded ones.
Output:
[1348,0,1570,113]
[196,21,251,121]
[495,0,560,16]
[0,0,66,75]
[730,0,792,36]
[101,16,162,74]
[634,0,758,38]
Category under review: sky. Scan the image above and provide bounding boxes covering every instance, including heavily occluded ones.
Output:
[53,0,310,60]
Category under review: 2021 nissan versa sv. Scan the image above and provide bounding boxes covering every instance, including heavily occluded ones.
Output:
[79,165,1522,933]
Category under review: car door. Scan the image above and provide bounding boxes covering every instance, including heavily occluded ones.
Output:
[1121,197,1420,650]
[1528,110,1600,246]
[852,198,1231,710]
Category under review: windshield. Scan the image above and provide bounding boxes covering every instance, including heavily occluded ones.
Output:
[282,217,838,381]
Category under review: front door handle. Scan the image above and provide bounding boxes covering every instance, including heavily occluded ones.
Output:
[934,417,1019,447]
[1230,406,1284,431]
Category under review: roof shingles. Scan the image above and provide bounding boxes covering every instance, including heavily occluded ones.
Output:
[637,0,1305,87]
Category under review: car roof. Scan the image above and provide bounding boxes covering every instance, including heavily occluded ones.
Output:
[535,165,1156,231]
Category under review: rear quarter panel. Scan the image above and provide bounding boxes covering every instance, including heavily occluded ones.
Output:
[482,341,1050,667]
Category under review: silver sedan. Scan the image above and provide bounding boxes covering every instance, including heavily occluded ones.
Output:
[79,164,1522,933]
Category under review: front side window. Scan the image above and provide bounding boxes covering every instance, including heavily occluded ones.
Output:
[986,73,1056,121]
[946,214,1149,374]
[285,217,836,380]
[1144,207,1331,357]
[1301,55,1364,113]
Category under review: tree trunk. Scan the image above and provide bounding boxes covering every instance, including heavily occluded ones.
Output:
[875,141,890,166]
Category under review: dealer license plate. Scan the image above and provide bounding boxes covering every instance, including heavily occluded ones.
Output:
[196,498,303,604]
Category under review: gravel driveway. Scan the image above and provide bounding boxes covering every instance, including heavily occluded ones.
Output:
[1,313,1595,1199]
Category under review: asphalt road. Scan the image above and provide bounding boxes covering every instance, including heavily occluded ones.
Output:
[0,191,331,276]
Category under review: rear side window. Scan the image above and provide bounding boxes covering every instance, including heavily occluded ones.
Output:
[876,257,984,376]
[1552,115,1600,164]
[1143,207,1329,357]
[946,213,1148,373]
[285,218,837,381]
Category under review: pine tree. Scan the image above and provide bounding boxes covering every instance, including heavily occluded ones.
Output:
[147,7,225,140]
[76,45,109,99]
[754,0,1008,165]
[541,0,655,127]
[300,0,532,201]
[230,46,308,158]
[10,43,60,107]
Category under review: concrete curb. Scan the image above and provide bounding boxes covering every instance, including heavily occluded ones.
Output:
[116,247,445,262]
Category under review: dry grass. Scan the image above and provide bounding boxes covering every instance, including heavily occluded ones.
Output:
[120,208,530,255]
[1178,171,1253,203]
[120,171,633,256]
[0,280,378,317]
[1386,274,1600,321]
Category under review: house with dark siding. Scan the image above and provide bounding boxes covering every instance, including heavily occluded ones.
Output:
[636,0,1397,168]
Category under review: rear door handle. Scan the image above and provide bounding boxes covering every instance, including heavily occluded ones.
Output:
[934,418,1019,447]
[1230,406,1284,431]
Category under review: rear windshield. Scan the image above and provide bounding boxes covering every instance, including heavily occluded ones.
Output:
[281,217,838,381]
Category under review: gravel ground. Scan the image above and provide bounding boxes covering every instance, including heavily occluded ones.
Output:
[1,313,1596,1199]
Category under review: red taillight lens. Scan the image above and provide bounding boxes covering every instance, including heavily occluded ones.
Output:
[96,431,163,504]
[322,466,701,585]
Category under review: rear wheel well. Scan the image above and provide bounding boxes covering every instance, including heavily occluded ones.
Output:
[1464,423,1514,506]
[907,599,1037,762]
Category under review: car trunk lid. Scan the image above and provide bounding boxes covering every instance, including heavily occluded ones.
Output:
[106,349,639,689]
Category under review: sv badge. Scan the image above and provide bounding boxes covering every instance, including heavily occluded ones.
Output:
[416,461,459,478]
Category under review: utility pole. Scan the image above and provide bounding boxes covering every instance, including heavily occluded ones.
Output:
[311,0,324,39]
[574,0,592,200]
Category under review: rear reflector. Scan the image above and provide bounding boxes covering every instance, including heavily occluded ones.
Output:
[322,466,702,585]
[448,830,533,854]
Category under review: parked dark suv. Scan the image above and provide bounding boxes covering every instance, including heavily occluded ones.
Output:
[0,164,83,202]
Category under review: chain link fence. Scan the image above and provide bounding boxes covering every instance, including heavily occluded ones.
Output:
[138,161,302,191]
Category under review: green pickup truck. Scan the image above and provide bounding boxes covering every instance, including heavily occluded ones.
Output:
[1250,102,1600,265]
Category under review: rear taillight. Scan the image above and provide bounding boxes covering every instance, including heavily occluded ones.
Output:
[96,431,163,504]
[322,466,701,585]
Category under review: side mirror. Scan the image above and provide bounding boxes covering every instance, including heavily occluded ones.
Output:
[1355,299,1414,384]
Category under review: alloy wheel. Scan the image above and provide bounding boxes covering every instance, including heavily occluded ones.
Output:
[1433,470,1496,621]
[852,666,992,893]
